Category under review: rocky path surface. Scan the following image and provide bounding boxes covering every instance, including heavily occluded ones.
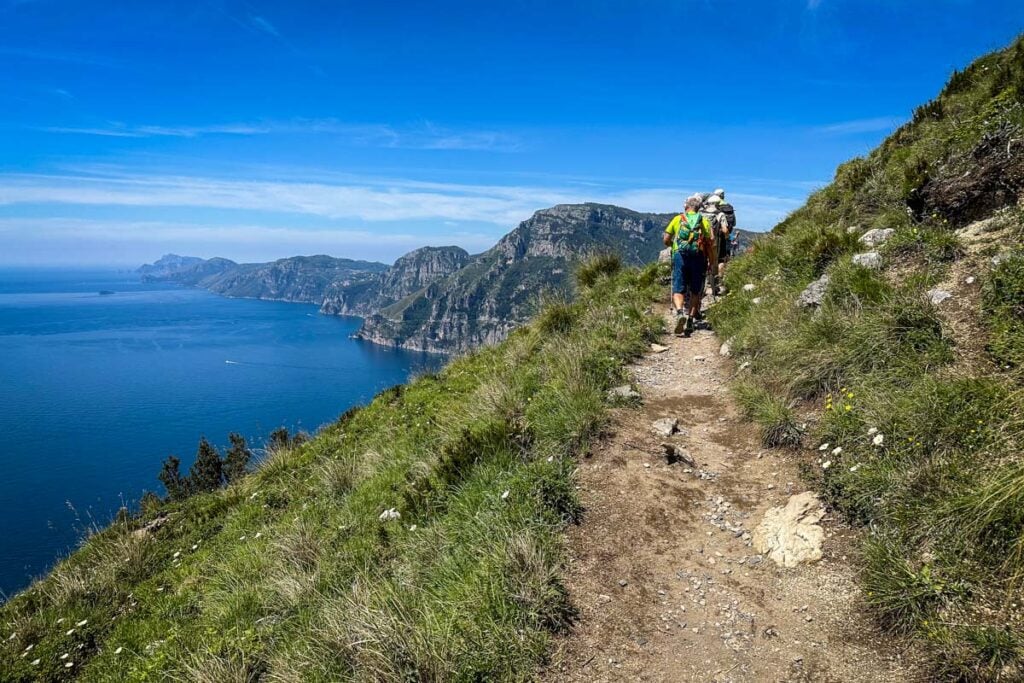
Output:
[544,323,923,682]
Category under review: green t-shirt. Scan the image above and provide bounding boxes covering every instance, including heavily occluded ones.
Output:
[664,212,713,254]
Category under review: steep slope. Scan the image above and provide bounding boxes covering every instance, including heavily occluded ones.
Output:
[354,203,675,352]
[319,246,471,316]
[0,262,665,681]
[709,35,1024,680]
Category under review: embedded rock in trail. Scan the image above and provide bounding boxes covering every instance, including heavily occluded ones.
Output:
[797,274,830,307]
[719,338,733,357]
[651,417,678,437]
[752,492,825,568]
[928,288,953,306]
[858,228,895,248]
[853,251,883,269]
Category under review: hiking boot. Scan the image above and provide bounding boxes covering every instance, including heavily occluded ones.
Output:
[673,313,687,335]
[683,315,695,337]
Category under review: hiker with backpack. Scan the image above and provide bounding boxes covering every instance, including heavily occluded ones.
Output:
[664,195,716,337]
[708,189,737,294]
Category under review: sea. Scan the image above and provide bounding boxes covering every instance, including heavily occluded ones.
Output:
[0,269,440,599]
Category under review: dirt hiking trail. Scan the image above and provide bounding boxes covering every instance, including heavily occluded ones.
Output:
[544,320,925,682]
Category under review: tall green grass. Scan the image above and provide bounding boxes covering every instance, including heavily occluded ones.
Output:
[709,35,1024,681]
[0,262,664,682]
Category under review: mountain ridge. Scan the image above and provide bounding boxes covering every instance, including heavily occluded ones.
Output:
[139,204,757,353]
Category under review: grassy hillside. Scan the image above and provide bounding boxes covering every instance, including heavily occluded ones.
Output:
[0,261,663,681]
[710,36,1024,680]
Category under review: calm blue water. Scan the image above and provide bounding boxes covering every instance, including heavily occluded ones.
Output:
[0,269,440,599]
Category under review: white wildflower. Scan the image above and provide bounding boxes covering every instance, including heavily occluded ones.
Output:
[254,532,262,539]
[114,647,123,655]
[191,544,198,551]
[60,653,69,660]
[867,427,878,436]
[822,461,832,470]
[409,525,417,532]
[239,535,246,541]
[872,434,884,446]
[65,662,74,668]
[156,586,165,592]
[743,283,755,292]
[831,446,843,456]
[172,551,180,559]
[818,443,830,451]
[850,464,862,472]
[65,629,75,636]
[546,456,554,463]
[501,490,510,500]
[76,620,87,627]
[24,644,34,652]
[31,658,40,666]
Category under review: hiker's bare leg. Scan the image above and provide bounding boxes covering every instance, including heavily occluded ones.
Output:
[673,293,685,311]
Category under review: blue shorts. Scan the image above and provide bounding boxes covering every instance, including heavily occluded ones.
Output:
[672,249,708,296]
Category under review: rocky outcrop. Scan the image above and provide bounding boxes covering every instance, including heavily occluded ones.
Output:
[319,246,470,316]
[351,204,676,353]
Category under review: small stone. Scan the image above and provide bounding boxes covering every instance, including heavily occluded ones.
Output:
[965,276,976,285]
[831,446,843,456]
[651,343,669,353]
[31,658,40,666]
[618,579,628,587]
[859,228,895,247]
[818,443,830,451]
[797,274,830,307]
[720,339,733,357]
[852,251,882,269]
[598,594,612,604]
[928,288,953,306]
[652,417,679,437]
[608,385,640,402]
[822,460,831,470]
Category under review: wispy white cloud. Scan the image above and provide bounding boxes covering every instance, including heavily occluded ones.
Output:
[37,119,522,151]
[0,217,497,252]
[813,116,904,135]
[0,169,800,230]
[247,15,280,38]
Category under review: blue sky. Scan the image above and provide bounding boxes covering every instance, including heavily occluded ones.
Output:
[2,1,1023,266]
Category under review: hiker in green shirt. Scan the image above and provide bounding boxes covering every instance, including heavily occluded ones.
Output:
[663,195,716,336]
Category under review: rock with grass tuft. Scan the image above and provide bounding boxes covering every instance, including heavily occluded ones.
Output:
[797,274,830,307]
[859,228,895,247]
[852,252,883,269]
[607,385,640,402]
